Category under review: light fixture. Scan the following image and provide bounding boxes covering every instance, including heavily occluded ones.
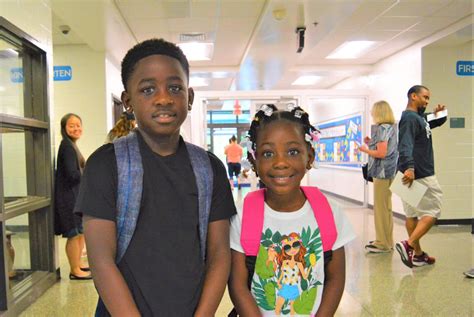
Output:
[177,42,214,61]
[292,75,322,86]
[189,77,209,87]
[326,41,377,59]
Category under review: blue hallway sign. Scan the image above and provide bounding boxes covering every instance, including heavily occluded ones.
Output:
[11,65,73,82]
[456,61,474,76]
[10,67,23,83]
[53,66,72,81]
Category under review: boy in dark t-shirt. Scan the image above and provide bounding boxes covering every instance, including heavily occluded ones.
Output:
[74,39,236,316]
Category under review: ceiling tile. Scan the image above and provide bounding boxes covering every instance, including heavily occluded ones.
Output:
[368,16,421,31]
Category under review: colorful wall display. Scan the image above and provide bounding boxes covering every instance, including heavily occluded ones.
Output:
[315,113,363,166]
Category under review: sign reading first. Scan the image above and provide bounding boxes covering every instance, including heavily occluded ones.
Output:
[10,66,72,82]
[456,61,474,76]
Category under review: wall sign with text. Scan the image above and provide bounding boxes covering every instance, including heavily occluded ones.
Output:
[10,65,72,82]
[456,61,473,76]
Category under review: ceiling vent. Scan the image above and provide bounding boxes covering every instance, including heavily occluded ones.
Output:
[179,33,207,42]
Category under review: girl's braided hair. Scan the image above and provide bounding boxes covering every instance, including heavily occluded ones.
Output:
[246,104,319,169]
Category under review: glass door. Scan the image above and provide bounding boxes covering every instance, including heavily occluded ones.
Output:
[0,17,56,315]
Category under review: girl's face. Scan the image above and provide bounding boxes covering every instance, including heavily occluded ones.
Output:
[122,54,194,142]
[255,121,314,199]
[65,116,82,141]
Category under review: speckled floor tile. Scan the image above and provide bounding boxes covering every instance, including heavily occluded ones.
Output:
[19,192,473,316]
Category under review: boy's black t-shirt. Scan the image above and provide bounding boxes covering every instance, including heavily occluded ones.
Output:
[75,132,236,316]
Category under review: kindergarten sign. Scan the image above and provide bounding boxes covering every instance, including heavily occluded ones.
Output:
[10,66,72,83]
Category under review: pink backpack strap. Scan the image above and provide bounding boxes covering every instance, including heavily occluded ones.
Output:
[240,189,265,256]
[301,186,337,252]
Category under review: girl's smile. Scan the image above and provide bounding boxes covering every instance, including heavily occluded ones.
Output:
[255,120,314,209]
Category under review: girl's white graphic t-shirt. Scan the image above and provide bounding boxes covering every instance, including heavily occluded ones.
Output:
[230,198,356,316]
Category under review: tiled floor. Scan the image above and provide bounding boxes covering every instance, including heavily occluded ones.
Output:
[20,189,473,316]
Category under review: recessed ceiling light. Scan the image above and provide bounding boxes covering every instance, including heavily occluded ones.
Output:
[326,41,377,59]
[189,77,209,87]
[292,75,322,86]
[177,42,214,61]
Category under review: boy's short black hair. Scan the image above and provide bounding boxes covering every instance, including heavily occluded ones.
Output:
[121,38,190,90]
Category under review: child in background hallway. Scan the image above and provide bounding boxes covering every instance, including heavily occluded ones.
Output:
[105,111,136,143]
[75,38,236,316]
[225,135,244,189]
[228,104,356,316]
[54,113,91,280]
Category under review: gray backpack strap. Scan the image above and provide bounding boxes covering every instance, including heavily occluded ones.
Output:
[113,132,143,262]
[185,142,213,261]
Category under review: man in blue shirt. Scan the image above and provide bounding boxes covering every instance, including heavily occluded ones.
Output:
[395,85,447,268]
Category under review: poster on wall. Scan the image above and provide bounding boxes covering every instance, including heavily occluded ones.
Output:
[315,113,363,167]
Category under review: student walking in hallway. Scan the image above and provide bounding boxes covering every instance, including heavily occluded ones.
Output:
[396,85,447,268]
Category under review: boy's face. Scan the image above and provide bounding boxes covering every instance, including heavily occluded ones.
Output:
[122,54,193,141]
[255,121,314,199]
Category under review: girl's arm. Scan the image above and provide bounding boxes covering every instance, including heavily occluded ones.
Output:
[359,141,388,159]
[194,219,231,317]
[316,247,346,317]
[228,250,261,317]
[84,216,140,317]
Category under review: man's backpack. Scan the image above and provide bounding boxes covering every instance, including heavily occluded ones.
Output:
[95,131,213,316]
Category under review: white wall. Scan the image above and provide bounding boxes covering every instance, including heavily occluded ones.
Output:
[105,57,123,130]
[306,97,368,202]
[53,44,107,159]
[422,41,473,220]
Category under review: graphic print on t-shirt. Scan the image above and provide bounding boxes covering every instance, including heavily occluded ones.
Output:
[251,226,323,316]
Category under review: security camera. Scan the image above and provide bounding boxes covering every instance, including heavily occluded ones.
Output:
[59,25,71,35]
[296,27,306,53]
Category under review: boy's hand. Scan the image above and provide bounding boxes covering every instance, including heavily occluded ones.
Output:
[402,169,414,187]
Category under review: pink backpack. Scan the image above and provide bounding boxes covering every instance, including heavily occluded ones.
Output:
[240,186,337,256]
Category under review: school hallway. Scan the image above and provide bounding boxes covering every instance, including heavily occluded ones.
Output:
[18,188,472,317]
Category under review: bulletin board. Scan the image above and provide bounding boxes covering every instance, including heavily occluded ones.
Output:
[314,113,363,166]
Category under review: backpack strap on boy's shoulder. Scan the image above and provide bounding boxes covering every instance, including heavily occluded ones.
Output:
[185,142,213,261]
[301,186,337,252]
[240,189,266,256]
[113,132,143,263]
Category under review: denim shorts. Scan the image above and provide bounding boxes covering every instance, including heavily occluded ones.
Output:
[62,223,84,238]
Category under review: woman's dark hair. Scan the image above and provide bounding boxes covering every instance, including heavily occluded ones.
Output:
[60,113,82,141]
[246,104,318,169]
[121,38,189,90]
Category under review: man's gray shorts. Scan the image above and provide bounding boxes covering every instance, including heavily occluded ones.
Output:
[402,175,443,218]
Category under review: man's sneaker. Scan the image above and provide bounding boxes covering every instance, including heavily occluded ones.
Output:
[412,252,436,267]
[396,240,414,268]
[463,268,474,278]
[365,243,391,253]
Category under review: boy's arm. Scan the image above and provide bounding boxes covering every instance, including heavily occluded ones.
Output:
[316,247,346,317]
[194,219,231,317]
[228,250,261,317]
[84,216,140,317]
